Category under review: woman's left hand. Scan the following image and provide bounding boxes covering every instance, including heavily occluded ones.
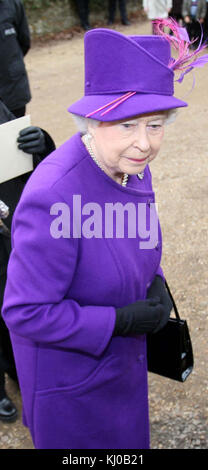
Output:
[147,275,173,332]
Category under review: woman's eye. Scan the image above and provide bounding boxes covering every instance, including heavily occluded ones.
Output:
[148,124,163,132]
[122,123,135,129]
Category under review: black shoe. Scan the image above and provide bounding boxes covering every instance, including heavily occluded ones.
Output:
[122,19,131,26]
[107,20,114,25]
[0,396,18,422]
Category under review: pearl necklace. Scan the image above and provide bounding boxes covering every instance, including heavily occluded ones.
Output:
[82,133,129,187]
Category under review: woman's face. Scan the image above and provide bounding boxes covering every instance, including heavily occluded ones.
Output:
[88,112,167,183]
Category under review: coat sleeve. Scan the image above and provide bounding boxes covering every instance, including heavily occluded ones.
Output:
[32,129,56,168]
[20,130,56,185]
[155,265,165,282]
[14,0,31,56]
[2,187,116,357]
[0,99,15,123]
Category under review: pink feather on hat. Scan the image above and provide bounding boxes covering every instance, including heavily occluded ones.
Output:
[153,18,208,83]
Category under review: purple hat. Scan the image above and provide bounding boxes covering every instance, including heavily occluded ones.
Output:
[68,27,187,121]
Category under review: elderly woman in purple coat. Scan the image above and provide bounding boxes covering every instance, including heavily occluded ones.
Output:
[2,19,207,449]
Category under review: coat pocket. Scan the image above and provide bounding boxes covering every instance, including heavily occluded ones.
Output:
[35,353,118,398]
[33,354,119,448]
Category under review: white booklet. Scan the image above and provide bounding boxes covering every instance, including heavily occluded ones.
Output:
[0,115,33,184]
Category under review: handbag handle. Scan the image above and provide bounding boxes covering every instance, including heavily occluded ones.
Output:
[165,280,181,321]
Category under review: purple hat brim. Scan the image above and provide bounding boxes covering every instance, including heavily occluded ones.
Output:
[68,93,187,122]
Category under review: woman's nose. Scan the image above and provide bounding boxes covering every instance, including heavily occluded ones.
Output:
[133,126,150,152]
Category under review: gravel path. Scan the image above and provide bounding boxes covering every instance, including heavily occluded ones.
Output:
[0,18,207,450]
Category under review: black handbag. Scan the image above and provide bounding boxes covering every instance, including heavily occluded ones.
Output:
[147,281,194,382]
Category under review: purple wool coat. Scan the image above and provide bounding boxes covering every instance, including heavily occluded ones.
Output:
[2,133,164,449]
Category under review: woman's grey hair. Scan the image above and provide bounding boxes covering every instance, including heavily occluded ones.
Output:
[71,108,178,134]
[165,108,178,124]
[71,114,99,134]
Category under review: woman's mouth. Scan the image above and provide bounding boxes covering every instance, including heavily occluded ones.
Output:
[126,157,148,163]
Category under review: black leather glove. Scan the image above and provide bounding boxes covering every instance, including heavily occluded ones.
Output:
[113,297,166,336]
[146,275,173,333]
[17,126,46,155]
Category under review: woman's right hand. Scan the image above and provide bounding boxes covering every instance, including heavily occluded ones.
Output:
[113,297,167,337]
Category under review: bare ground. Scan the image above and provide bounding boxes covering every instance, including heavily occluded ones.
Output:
[0,19,207,450]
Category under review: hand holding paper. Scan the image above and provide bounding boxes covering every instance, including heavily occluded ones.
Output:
[0,115,33,184]
[17,126,46,155]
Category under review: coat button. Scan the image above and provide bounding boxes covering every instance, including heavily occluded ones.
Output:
[137,354,144,363]
[86,81,90,87]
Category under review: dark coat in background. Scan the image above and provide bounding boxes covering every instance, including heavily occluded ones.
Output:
[0,0,31,111]
[182,0,207,46]
[169,0,183,19]
[0,99,56,379]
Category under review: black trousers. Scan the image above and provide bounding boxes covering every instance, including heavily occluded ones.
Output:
[76,0,89,27]
[108,0,128,23]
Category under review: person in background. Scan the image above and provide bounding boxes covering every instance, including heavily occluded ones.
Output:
[108,0,131,25]
[143,0,173,33]
[182,0,207,46]
[203,0,208,39]
[75,0,90,31]
[0,0,31,118]
[169,0,183,24]
[0,98,56,422]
